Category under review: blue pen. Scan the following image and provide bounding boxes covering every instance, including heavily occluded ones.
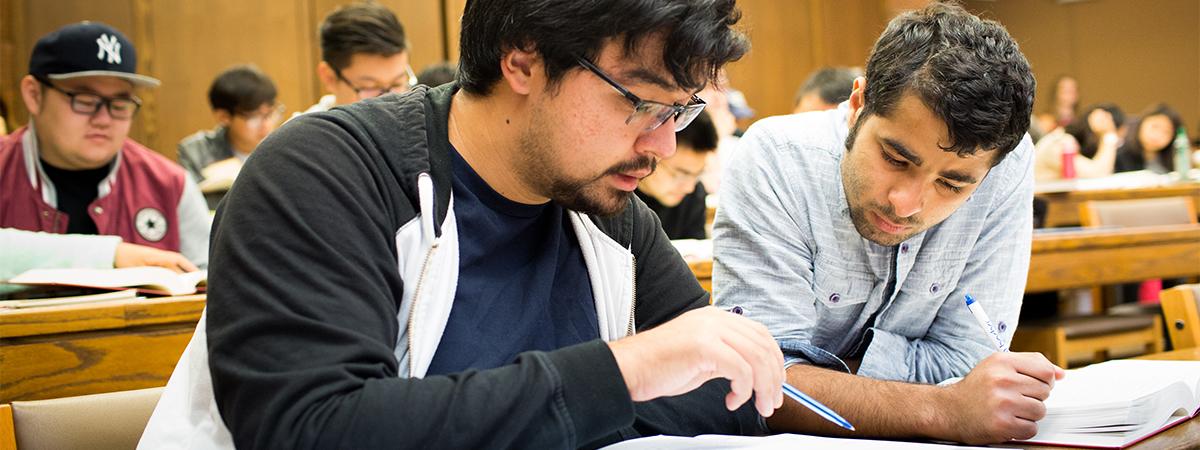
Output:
[728,305,856,431]
[964,294,1007,351]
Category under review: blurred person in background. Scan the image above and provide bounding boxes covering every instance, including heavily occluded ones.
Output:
[1033,103,1124,181]
[793,66,861,113]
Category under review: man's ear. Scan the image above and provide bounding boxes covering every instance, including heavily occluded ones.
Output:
[499,46,541,96]
[20,75,43,116]
[316,62,338,94]
[847,76,866,128]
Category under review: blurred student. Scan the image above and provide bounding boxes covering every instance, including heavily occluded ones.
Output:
[1033,104,1124,181]
[1,228,196,281]
[416,61,456,88]
[302,2,413,114]
[1116,103,1186,174]
[0,22,209,269]
[636,111,718,240]
[1035,75,1079,133]
[178,65,281,184]
[793,67,861,113]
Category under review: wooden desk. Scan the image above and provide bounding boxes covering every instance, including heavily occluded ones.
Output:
[0,294,204,402]
[1007,348,1200,450]
[1036,182,1200,227]
[1026,224,1200,293]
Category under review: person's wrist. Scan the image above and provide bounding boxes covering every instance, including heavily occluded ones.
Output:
[606,339,644,400]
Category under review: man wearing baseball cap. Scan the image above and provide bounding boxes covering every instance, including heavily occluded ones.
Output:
[0,21,209,271]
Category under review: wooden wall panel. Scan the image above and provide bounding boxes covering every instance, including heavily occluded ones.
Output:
[966,0,1200,137]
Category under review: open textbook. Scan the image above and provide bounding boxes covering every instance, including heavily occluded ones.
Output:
[8,267,207,296]
[1018,359,1200,448]
[601,433,992,450]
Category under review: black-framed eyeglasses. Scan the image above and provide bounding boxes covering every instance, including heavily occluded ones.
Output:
[576,57,706,133]
[334,66,418,99]
[35,77,142,120]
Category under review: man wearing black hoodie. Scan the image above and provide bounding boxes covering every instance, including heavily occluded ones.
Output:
[140,1,787,449]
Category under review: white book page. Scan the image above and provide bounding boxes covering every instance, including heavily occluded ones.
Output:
[602,434,994,450]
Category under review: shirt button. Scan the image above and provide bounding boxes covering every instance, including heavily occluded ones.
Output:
[998,321,1008,333]
[829,293,841,304]
[929,283,941,295]
[93,206,104,214]
[900,243,910,254]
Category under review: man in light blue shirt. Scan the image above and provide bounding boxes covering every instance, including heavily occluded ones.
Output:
[715,3,1064,446]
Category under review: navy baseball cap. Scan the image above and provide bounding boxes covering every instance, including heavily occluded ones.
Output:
[29,21,160,88]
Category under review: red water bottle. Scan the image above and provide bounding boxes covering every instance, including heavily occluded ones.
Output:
[1061,137,1078,179]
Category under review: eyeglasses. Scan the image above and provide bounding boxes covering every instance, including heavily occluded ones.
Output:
[658,160,703,186]
[334,66,418,99]
[237,103,286,129]
[36,77,142,120]
[575,57,706,133]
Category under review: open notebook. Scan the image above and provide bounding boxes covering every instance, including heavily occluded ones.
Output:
[8,267,207,296]
[1019,359,1200,448]
[602,433,992,450]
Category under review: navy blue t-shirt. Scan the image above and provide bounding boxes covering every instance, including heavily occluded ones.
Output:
[425,148,600,375]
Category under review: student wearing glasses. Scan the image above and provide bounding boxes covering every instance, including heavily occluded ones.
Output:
[178,65,282,185]
[301,2,415,115]
[142,0,787,448]
[636,110,718,240]
[0,22,209,270]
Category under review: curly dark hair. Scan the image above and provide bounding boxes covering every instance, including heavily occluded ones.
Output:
[848,2,1035,166]
[457,0,749,96]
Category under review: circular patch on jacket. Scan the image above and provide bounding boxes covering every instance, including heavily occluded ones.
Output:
[135,207,168,242]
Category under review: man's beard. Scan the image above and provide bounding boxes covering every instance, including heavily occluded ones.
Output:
[516,120,656,217]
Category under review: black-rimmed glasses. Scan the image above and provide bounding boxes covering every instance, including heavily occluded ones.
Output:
[334,66,418,99]
[36,77,142,120]
[576,57,706,133]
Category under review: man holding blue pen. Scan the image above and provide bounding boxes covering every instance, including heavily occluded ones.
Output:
[715,3,1065,445]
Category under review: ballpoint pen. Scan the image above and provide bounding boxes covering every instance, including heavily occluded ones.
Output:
[964,294,1007,352]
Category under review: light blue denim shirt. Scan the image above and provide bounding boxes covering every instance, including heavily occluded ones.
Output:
[713,104,1033,384]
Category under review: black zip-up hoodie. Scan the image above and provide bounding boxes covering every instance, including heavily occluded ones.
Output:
[203,83,765,449]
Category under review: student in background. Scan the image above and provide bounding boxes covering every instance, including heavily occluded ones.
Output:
[178,65,282,184]
[1116,103,1185,174]
[0,22,209,269]
[141,0,785,448]
[1035,75,1079,134]
[636,111,718,240]
[302,2,413,114]
[793,67,861,113]
[1033,103,1124,181]
[1,228,196,281]
[715,4,1063,445]
[416,61,456,88]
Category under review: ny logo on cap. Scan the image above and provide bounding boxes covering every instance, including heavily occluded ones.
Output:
[96,34,122,64]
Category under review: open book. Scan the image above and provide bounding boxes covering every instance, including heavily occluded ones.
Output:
[1019,359,1200,448]
[602,433,992,450]
[8,267,207,296]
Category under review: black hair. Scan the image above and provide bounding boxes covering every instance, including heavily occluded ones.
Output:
[417,62,457,88]
[320,2,407,72]
[208,65,277,115]
[848,2,1035,166]
[795,67,860,106]
[1118,103,1184,172]
[457,0,749,96]
[675,110,718,153]
[1063,103,1125,159]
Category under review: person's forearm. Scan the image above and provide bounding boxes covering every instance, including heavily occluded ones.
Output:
[767,364,952,440]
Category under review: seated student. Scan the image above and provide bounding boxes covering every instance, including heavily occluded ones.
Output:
[1033,104,1124,181]
[141,0,786,448]
[1,228,195,281]
[0,22,209,269]
[1116,103,1185,174]
[178,65,282,184]
[636,111,717,240]
[301,2,414,114]
[714,4,1063,445]
[416,61,456,88]
[793,67,861,113]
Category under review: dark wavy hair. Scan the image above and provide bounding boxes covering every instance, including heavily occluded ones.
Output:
[319,2,407,71]
[1064,103,1125,159]
[457,0,749,96]
[848,2,1035,166]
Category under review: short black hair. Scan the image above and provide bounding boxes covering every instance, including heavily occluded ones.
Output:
[849,2,1034,166]
[675,110,718,153]
[457,0,749,96]
[1064,103,1125,159]
[795,67,860,106]
[208,65,277,115]
[417,62,457,88]
[320,2,407,72]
